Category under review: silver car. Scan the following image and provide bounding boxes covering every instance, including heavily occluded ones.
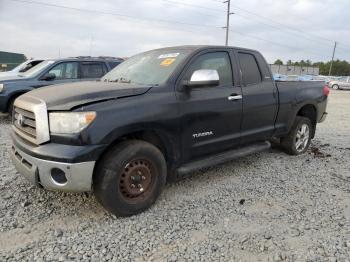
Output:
[0,59,43,77]
[329,77,350,90]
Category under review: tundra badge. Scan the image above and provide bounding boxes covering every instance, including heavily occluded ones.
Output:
[192,131,214,138]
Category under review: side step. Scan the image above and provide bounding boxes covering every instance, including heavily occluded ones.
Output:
[177,141,270,176]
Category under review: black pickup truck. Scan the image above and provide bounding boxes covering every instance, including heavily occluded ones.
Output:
[10,46,329,216]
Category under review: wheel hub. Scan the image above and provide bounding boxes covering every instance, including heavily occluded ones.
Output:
[120,159,153,200]
[295,124,310,152]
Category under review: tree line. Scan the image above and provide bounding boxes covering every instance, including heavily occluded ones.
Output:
[273,59,350,76]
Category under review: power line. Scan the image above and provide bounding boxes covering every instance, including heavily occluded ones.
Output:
[229,29,322,57]
[160,0,223,18]
[6,0,221,29]
[230,4,334,45]
[3,0,343,60]
[206,0,350,50]
[162,0,225,13]
[161,0,350,52]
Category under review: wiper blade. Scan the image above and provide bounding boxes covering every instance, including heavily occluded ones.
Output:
[104,77,131,83]
[104,79,118,82]
[118,77,131,83]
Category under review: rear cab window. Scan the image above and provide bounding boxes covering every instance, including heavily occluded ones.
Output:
[237,52,262,85]
[108,61,122,70]
[80,62,107,79]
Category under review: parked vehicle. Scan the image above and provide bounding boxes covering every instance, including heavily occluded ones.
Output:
[298,75,314,81]
[0,56,124,114]
[284,75,299,81]
[312,75,330,83]
[273,74,287,81]
[10,46,329,216]
[329,77,350,90]
[0,59,44,77]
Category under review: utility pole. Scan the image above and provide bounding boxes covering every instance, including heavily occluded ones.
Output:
[223,0,233,46]
[328,41,337,76]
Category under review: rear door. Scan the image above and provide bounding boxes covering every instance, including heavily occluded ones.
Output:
[236,51,278,144]
[80,62,108,80]
[177,50,243,162]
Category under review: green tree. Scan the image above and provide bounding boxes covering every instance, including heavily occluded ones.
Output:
[275,58,350,76]
[313,60,350,76]
[274,59,283,65]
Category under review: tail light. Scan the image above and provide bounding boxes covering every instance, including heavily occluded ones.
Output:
[323,85,330,96]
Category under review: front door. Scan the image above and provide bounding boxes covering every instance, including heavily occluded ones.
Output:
[177,51,243,162]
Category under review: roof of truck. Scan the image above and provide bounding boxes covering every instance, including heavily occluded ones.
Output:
[150,45,259,53]
[43,56,124,62]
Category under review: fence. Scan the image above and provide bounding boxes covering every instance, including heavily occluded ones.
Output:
[270,64,319,76]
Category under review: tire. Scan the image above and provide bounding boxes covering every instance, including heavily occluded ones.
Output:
[93,140,167,217]
[7,98,15,118]
[332,84,339,90]
[281,116,312,155]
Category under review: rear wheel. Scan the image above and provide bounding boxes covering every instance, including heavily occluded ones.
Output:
[281,116,312,155]
[93,140,166,216]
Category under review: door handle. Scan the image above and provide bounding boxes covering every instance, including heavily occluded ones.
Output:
[227,95,242,101]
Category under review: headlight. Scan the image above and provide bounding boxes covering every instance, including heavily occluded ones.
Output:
[0,84,4,93]
[49,112,96,134]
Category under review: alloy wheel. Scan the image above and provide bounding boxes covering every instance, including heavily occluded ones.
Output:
[295,124,310,152]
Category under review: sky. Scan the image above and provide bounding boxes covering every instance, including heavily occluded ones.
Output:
[0,0,350,63]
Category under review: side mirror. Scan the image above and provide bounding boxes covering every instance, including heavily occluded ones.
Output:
[41,73,56,81]
[184,69,220,88]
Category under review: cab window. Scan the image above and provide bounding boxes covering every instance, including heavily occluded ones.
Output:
[81,62,106,78]
[185,52,233,86]
[47,62,79,79]
[238,53,262,85]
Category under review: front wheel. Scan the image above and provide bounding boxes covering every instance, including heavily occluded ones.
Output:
[332,84,339,90]
[7,98,16,118]
[93,140,166,217]
[281,116,312,155]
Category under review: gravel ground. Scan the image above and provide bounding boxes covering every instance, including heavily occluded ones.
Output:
[0,90,350,262]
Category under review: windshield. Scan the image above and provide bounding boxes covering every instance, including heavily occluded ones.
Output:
[102,49,191,85]
[19,60,55,77]
[11,61,30,73]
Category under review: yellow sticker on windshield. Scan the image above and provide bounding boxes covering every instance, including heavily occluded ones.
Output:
[160,58,176,66]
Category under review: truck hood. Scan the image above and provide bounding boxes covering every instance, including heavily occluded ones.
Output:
[22,81,153,111]
[0,75,30,83]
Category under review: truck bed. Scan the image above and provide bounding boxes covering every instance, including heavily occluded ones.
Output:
[274,80,327,136]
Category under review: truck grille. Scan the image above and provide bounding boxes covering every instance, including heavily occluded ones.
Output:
[13,107,37,139]
[12,95,50,145]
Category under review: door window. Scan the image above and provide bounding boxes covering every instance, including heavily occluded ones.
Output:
[238,53,262,85]
[108,61,122,70]
[47,62,78,79]
[81,62,106,78]
[185,52,233,86]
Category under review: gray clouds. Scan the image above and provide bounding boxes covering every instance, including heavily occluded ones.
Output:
[0,0,349,63]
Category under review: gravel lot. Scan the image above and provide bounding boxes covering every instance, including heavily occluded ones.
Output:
[0,90,350,261]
